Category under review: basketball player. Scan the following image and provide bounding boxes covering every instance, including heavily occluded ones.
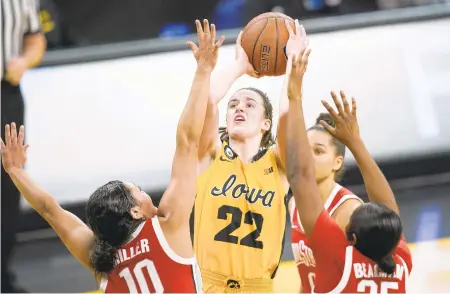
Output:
[288,112,363,293]
[193,19,307,292]
[0,19,224,293]
[285,50,413,293]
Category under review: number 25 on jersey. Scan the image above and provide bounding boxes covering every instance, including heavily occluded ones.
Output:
[357,280,399,294]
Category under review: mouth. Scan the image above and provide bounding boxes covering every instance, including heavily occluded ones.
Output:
[234,114,246,123]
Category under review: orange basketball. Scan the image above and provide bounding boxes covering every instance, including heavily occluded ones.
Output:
[241,12,295,77]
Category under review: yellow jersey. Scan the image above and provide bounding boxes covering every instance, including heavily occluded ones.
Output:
[194,143,287,291]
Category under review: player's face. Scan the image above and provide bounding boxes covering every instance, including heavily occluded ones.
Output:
[307,130,343,183]
[226,89,271,141]
[124,182,157,219]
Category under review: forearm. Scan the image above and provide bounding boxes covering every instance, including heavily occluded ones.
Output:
[286,98,322,236]
[8,167,59,219]
[177,68,212,144]
[348,139,399,214]
[276,73,290,168]
[210,62,243,104]
[22,34,46,68]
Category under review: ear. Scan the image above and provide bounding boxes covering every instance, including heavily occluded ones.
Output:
[129,206,144,220]
[333,155,344,172]
[261,118,271,132]
[350,232,357,245]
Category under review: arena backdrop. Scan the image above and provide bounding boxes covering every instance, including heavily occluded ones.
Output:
[19,18,450,208]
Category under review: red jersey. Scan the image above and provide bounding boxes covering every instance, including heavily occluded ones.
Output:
[290,184,362,293]
[310,210,413,293]
[100,216,202,293]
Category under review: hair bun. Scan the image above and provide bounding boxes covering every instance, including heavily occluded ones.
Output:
[316,112,335,128]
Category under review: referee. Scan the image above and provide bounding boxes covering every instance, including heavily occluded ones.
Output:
[1,0,46,292]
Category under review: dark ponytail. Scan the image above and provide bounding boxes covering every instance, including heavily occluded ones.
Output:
[315,112,335,128]
[85,180,140,274]
[89,238,118,274]
[376,254,396,275]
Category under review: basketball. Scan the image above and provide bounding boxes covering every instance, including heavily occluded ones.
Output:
[241,12,295,77]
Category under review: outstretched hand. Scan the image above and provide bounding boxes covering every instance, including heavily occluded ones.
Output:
[285,19,308,59]
[0,123,29,173]
[287,48,312,100]
[186,19,225,72]
[235,31,260,78]
[320,91,361,147]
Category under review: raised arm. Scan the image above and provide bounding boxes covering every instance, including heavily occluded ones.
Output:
[276,20,308,171]
[158,20,224,227]
[320,92,399,215]
[285,49,320,238]
[1,124,93,271]
[198,31,259,160]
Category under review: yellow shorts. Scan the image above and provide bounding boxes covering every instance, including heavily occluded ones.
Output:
[201,270,273,293]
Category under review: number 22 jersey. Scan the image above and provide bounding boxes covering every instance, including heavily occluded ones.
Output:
[100,217,202,293]
[194,143,287,290]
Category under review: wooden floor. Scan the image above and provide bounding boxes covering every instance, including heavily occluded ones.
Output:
[86,238,450,293]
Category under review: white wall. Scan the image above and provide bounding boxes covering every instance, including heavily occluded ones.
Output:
[20,18,450,206]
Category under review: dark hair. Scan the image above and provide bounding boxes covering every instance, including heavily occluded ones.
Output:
[219,87,275,149]
[347,203,403,274]
[308,112,346,181]
[85,180,140,274]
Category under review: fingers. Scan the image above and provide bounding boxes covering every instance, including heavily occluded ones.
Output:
[295,19,301,36]
[330,91,345,115]
[215,35,225,49]
[285,19,295,37]
[319,120,336,136]
[340,90,351,114]
[195,19,204,42]
[300,49,311,72]
[11,123,17,148]
[23,144,30,152]
[186,41,198,53]
[351,97,357,116]
[18,125,25,147]
[203,19,211,36]
[321,100,339,121]
[0,138,5,151]
[236,30,243,46]
[5,124,11,146]
[211,23,216,45]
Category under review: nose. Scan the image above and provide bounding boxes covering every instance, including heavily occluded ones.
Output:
[235,102,245,112]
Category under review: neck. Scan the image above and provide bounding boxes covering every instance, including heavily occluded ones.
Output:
[317,176,338,204]
[229,136,262,163]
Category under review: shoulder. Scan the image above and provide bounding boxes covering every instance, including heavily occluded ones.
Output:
[333,198,363,218]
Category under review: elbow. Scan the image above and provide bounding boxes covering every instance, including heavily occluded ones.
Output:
[176,128,200,151]
[287,165,316,187]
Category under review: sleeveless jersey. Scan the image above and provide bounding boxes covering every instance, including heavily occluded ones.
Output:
[290,184,362,293]
[100,217,202,293]
[194,143,287,286]
[310,210,413,293]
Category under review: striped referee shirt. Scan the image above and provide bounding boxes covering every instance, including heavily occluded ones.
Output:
[1,0,41,80]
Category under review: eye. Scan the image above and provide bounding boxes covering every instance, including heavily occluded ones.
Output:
[246,103,255,108]
[228,103,237,109]
[314,149,325,155]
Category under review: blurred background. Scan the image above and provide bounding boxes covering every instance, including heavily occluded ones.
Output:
[4,0,450,292]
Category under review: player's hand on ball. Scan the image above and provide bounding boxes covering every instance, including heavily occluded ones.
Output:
[236,31,260,78]
[186,19,225,72]
[320,91,361,147]
[287,48,311,100]
[285,19,308,59]
[0,123,29,173]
